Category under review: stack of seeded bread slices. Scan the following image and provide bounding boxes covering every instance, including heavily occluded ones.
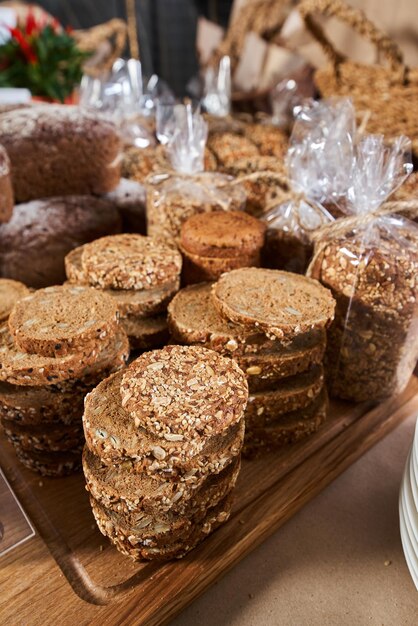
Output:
[168,268,335,456]
[65,234,182,351]
[82,344,248,560]
[0,285,129,476]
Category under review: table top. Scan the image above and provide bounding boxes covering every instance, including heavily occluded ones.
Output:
[172,411,418,626]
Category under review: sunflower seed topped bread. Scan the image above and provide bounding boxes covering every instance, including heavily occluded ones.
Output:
[0,144,13,223]
[0,105,121,202]
[0,279,30,322]
[212,267,335,340]
[8,286,119,358]
[80,234,182,291]
[65,246,179,318]
[120,345,248,441]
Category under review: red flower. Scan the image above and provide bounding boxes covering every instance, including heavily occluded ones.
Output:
[9,27,37,64]
[25,10,37,36]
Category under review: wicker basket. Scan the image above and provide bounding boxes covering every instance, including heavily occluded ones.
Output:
[299,0,418,155]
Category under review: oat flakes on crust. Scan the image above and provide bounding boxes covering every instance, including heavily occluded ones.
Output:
[9,285,119,357]
[212,267,335,340]
[0,279,30,322]
[80,234,182,291]
[120,345,248,440]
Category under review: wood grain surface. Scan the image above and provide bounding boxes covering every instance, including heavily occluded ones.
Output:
[1,375,417,626]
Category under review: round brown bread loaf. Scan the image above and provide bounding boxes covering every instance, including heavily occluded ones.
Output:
[120,345,248,442]
[180,211,266,259]
[0,144,13,223]
[9,285,119,358]
[80,234,182,291]
[168,283,326,358]
[0,279,30,322]
[0,196,121,288]
[242,123,288,159]
[180,244,261,284]
[0,325,128,387]
[65,246,179,318]
[212,267,336,340]
[207,132,259,167]
[83,446,240,518]
[0,105,122,202]
[83,370,245,477]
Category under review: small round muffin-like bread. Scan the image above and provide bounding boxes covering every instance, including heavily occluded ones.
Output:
[80,234,182,291]
[0,279,30,322]
[0,144,14,223]
[168,282,325,357]
[180,211,266,259]
[65,246,179,318]
[120,345,248,441]
[243,389,328,457]
[83,370,245,475]
[242,123,288,159]
[0,325,128,387]
[121,315,169,351]
[180,244,260,284]
[207,132,259,167]
[244,365,324,427]
[83,446,240,518]
[90,492,233,561]
[9,285,119,358]
[0,105,121,202]
[212,267,335,340]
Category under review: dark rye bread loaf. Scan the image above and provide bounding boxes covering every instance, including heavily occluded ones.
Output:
[0,196,121,288]
[0,279,30,322]
[212,268,336,340]
[180,211,266,259]
[0,144,13,223]
[0,105,122,202]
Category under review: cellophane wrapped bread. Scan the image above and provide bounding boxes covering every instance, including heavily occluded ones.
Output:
[146,107,246,241]
[308,135,418,402]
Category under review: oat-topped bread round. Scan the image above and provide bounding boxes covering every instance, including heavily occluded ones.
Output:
[168,282,325,358]
[80,234,182,291]
[212,268,335,340]
[120,345,248,441]
[8,285,119,358]
[83,370,244,475]
[65,245,179,318]
[0,324,128,387]
[0,279,30,322]
[180,211,266,259]
[0,144,13,223]
[0,105,121,202]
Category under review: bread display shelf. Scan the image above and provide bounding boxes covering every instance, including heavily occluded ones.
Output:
[1,375,418,626]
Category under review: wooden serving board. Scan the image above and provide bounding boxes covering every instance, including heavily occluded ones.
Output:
[1,375,418,626]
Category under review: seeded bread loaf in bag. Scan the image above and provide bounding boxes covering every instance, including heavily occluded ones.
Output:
[0,144,13,223]
[0,105,121,202]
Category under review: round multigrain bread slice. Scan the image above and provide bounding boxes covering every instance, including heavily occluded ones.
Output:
[12,444,82,477]
[80,234,182,291]
[180,244,260,284]
[1,418,83,453]
[83,446,240,518]
[0,324,129,387]
[8,285,119,358]
[180,211,266,259]
[245,365,324,427]
[65,246,179,318]
[168,283,326,359]
[0,279,30,322]
[121,315,169,351]
[83,370,245,478]
[120,345,248,442]
[91,492,233,561]
[243,389,328,457]
[212,268,335,340]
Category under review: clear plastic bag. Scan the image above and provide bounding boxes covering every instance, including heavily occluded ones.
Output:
[146,107,246,240]
[308,135,418,402]
[262,98,356,272]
